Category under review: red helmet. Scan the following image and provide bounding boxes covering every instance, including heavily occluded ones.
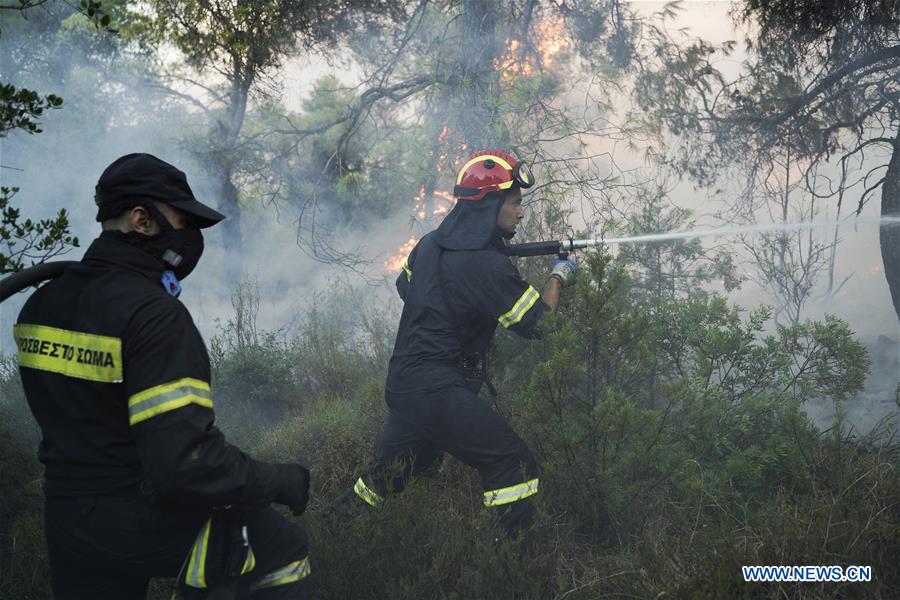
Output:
[453,150,535,201]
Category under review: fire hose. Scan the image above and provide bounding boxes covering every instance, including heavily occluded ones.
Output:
[0,239,603,303]
[505,238,602,259]
[0,261,77,303]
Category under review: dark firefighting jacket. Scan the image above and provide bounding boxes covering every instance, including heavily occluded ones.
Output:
[14,232,284,506]
[385,231,548,393]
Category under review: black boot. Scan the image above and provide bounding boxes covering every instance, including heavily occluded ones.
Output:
[318,487,373,523]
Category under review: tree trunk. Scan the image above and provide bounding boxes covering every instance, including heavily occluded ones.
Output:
[213,74,250,273]
[218,163,242,255]
[880,127,900,324]
[456,0,501,148]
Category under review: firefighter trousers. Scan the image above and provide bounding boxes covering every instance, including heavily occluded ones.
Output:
[44,491,309,599]
[351,384,539,533]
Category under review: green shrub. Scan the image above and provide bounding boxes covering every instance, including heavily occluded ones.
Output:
[2,262,897,599]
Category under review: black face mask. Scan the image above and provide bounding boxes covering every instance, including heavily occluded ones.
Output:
[120,205,205,280]
[143,227,204,280]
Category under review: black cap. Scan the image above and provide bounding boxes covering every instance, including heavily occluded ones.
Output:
[95,153,225,228]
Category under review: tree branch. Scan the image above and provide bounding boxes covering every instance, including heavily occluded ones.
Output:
[730,45,900,127]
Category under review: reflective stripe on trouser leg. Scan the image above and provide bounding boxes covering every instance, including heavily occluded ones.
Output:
[251,556,311,591]
[353,477,384,507]
[184,518,213,588]
[483,478,539,507]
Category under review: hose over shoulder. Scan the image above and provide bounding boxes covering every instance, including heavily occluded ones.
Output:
[0,261,77,303]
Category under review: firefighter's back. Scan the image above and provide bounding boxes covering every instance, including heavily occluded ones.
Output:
[15,239,200,497]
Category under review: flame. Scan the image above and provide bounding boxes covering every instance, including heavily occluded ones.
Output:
[536,18,567,64]
[385,236,418,272]
[408,185,458,223]
[432,190,457,216]
[495,17,569,80]
[412,185,427,221]
[385,186,459,273]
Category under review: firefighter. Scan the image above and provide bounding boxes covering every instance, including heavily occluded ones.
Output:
[330,150,576,534]
[13,153,311,599]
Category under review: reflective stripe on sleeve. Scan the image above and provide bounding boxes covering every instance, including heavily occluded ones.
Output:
[353,477,383,507]
[483,478,539,507]
[128,377,212,426]
[184,518,212,588]
[252,557,311,590]
[401,258,412,282]
[497,286,540,329]
[13,323,123,383]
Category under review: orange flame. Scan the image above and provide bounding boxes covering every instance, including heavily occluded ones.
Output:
[385,236,418,272]
[536,18,567,64]
[412,185,427,221]
[433,190,457,215]
[495,17,569,80]
[385,186,460,273]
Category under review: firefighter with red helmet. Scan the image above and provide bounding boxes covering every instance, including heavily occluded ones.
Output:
[330,150,576,534]
[14,154,312,598]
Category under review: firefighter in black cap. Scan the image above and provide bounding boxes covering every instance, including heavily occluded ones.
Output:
[329,150,576,534]
[14,153,312,599]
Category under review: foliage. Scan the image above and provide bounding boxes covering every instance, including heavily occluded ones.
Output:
[0,83,62,136]
[137,0,407,262]
[0,357,48,599]
[630,0,900,321]
[0,0,119,274]
[633,1,899,190]
[615,188,742,304]
[1,259,896,598]
[0,187,79,274]
[259,75,430,227]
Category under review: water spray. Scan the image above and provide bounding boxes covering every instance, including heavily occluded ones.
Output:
[506,216,900,258]
[2,218,898,302]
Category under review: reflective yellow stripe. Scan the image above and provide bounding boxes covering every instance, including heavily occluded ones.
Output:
[128,377,212,425]
[242,545,256,575]
[129,377,211,405]
[353,477,383,507]
[483,478,539,506]
[498,286,540,329]
[252,557,311,590]
[185,518,212,588]
[401,258,412,282]
[13,324,122,383]
[456,154,514,184]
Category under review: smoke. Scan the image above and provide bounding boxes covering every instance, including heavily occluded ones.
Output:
[0,9,416,355]
[804,335,900,436]
[2,3,897,436]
